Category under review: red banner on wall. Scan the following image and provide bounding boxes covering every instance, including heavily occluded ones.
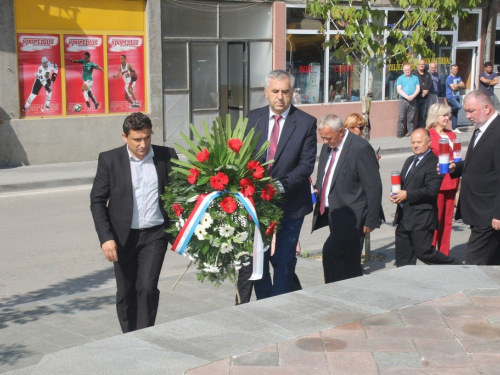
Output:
[64,35,105,115]
[107,36,145,113]
[17,34,62,117]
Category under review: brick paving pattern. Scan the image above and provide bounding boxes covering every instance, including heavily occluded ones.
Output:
[187,290,500,374]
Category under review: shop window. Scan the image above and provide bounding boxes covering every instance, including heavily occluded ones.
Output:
[162,1,217,38]
[425,35,452,96]
[191,43,219,110]
[287,34,324,103]
[286,7,323,30]
[250,42,272,88]
[458,13,478,42]
[328,58,361,102]
[162,43,187,90]
[220,3,272,39]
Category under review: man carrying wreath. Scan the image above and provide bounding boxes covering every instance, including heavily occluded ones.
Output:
[237,70,317,302]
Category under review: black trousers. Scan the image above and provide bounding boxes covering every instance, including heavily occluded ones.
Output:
[322,231,363,284]
[465,225,500,265]
[236,265,302,305]
[395,224,461,267]
[113,224,168,333]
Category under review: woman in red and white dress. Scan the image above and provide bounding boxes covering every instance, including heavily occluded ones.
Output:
[426,103,460,256]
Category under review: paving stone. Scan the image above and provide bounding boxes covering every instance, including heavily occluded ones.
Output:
[323,337,416,352]
[469,296,500,307]
[325,352,378,374]
[361,311,405,327]
[322,321,367,339]
[379,368,481,374]
[364,326,455,340]
[413,339,473,368]
[373,352,424,368]
[443,316,500,340]
[465,288,500,297]
[232,351,279,367]
[231,366,330,375]
[254,344,278,352]
[481,267,500,286]
[432,293,474,308]
[437,305,500,318]
[185,358,230,375]
[461,339,500,353]
[277,333,329,367]
[469,353,500,374]
[398,304,447,327]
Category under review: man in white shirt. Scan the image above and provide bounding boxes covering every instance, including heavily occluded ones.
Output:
[312,114,383,283]
[90,112,177,332]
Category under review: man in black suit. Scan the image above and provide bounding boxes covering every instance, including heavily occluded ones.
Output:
[237,70,317,301]
[312,114,383,283]
[449,90,500,265]
[391,128,461,266]
[90,112,177,333]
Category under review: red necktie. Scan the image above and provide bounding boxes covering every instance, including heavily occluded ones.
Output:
[268,115,281,171]
[319,148,338,215]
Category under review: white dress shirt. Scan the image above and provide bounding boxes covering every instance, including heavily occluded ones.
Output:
[322,130,349,208]
[474,111,498,147]
[127,146,164,229]
[267,105,291,193]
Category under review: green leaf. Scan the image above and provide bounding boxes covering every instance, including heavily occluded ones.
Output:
[174,143,199,164]
[197,176,211,186]
[171,166,191,176]
[180,132,202,155]
[171,158,196,169]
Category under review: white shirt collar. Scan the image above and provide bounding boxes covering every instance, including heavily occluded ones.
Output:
[477,111,498,133]
[127,145,154,162]
[269,105,291,121]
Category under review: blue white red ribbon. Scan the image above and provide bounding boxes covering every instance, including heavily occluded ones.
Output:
[309,177,317,204]
[172,192,264,280]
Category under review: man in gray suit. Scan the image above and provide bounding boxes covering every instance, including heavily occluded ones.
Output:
[312,114,383,283]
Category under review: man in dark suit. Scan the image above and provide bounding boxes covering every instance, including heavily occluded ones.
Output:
[449,90,500,265]
[312,114,383,283]
[90,112,177,333]
[391,128,461,266]
[237,70,317,301]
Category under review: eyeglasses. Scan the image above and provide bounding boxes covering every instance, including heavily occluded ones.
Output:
[355,126,365,131]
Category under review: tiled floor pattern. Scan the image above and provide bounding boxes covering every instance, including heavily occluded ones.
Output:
[186,290,500,374]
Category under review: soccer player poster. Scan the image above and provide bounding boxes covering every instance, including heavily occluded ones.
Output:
[107,36,145,113]
[64,35,105,115]
[17,34,62,117]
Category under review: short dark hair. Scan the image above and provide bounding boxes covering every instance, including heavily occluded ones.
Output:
[84,52,90,58]
[120,54,126,59]
[484,61,493,68]
[123,112,153,136]
[451,64,458,69]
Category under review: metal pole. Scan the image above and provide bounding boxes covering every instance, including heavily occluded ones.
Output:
[364,232,371,262]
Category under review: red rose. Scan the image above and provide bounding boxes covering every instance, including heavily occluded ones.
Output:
[247,160,264,180]
[261,184,276,201]
[220,196,237,214]
[265,221,277,236]
[210,172,229,190]
[239,178,255,197]
[172,203,184,217]
[228,138,244,153]
[196,148,210,163]
[187,167,200,185]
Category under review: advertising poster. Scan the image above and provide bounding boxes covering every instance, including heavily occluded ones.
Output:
[107,36,145,113]
[17,34,62,117]
[64,35,105,115]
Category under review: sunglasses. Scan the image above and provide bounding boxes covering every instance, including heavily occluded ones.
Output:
[355,126,365,131]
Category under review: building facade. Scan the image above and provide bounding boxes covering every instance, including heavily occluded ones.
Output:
[0,0,497,166]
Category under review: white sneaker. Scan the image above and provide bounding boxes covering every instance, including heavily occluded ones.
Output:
[453,128,463,134]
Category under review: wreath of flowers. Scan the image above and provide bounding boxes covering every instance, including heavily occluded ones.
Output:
[162,116,283,285]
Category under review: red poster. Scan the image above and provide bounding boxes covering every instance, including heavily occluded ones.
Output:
[64,35,105,115]
[107,36,145,113]
[17,34,62,117]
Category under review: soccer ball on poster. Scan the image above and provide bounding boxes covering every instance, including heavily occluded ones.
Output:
[74,104,82,112]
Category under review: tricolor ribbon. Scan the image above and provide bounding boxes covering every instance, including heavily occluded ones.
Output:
[171,192,265,280]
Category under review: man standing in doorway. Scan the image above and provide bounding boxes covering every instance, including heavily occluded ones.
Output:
[237,70,317,302]
[90,112,177,333]
[479,62,498,104]
[446,64,466,134]
[396,63,420,138]
[428,62,441,105]
[412,60,433,129]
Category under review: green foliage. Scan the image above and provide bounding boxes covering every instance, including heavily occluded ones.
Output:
[306,0,481,69]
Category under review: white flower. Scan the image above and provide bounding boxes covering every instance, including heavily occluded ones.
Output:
[220,242,234,254]
[195,225,207,240]
[179,217,185,226]
[235,251,248,259]
[203,263,219,273]
[219,225,235,237]
[200,213,213,228]
[234,232,248,242]
[242,261,250,266]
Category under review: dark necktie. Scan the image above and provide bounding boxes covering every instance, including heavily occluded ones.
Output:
[470,128,481,149]
[268,115,281,171]
[319,147,338,215]
[405,155,419,178]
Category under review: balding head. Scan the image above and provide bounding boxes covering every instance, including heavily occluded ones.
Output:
[410,128,431,156]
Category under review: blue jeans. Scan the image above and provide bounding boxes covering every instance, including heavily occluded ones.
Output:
[253,215,304,299]
[447,96,462,130]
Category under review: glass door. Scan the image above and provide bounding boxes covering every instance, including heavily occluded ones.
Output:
[455,47,477,125]
[227,42,247,130]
